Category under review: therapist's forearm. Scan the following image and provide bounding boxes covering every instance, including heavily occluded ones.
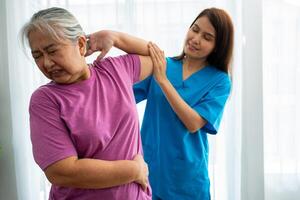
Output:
[158,78,206,133]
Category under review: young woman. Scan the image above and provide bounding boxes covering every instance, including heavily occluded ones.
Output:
[21,7,153,200]
[133,8,234,200]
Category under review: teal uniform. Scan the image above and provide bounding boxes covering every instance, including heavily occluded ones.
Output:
[133,57,231,200]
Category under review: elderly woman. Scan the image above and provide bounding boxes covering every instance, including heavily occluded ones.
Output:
[21,7,153,200]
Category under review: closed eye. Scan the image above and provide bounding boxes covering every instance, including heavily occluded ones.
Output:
[32,53,42,60]
[192,26,199,33]
[204,34,214,41]
[191,23,200,32]
[48,50,57,55]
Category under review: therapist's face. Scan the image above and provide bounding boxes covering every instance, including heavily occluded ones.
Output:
[183,16,216,60]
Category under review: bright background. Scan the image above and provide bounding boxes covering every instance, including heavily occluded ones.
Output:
[0,0,299,200]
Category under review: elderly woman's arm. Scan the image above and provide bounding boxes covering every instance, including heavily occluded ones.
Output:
[45,154,148,190]
[86,30,154,81]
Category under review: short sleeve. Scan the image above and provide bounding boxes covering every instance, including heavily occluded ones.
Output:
[94,54,141,84]
[29,89,77,170]
[193,75,231,134]
[133,75,152,103]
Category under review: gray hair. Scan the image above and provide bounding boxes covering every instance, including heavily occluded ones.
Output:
[21,7,85,47]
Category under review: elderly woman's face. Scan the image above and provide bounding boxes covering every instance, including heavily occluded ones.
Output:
[28,29,89,84]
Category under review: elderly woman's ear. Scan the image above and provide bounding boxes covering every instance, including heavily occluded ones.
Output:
[78,35,87,56]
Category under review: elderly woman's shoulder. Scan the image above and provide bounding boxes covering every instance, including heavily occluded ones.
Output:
[30,84,57,105]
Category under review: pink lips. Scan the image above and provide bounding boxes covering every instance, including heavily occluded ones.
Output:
[187,43,200,52]
[49,69,65,78]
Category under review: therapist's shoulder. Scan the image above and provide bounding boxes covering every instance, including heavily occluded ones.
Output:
[207,67,232,95]
[210,66,231,84]
[166,56,179,64]
[165,57,182,70]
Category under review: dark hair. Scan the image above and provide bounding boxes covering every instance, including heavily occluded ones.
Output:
[174,8,234,74]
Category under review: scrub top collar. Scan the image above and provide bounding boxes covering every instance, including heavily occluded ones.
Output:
[167,57,212,89]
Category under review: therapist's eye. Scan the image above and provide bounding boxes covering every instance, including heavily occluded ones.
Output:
[192,26,199,33]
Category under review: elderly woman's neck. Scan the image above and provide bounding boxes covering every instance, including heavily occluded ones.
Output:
[80,63,91,80]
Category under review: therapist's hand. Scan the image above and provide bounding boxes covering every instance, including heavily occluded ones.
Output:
[148,42,167,84]
[85,30,114,59]
[133,154,149,191]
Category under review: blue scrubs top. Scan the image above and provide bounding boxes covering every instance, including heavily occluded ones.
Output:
[134,57,231,200]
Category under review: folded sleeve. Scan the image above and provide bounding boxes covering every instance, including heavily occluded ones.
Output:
[193,75,231,134]
[29,89,77,170]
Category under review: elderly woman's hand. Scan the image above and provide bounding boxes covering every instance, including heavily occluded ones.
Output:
[85,30,114,60]
[133,154,149,191]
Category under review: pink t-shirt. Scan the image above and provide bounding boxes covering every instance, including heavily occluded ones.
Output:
[29,54,151,200]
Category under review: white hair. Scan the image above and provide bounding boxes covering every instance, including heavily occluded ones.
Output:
[20,7,85,47]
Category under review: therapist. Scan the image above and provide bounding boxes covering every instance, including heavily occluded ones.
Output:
[134,7,234,200]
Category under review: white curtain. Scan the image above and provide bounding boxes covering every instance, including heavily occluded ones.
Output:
[263,0,300,199]
[4,0,50,199]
